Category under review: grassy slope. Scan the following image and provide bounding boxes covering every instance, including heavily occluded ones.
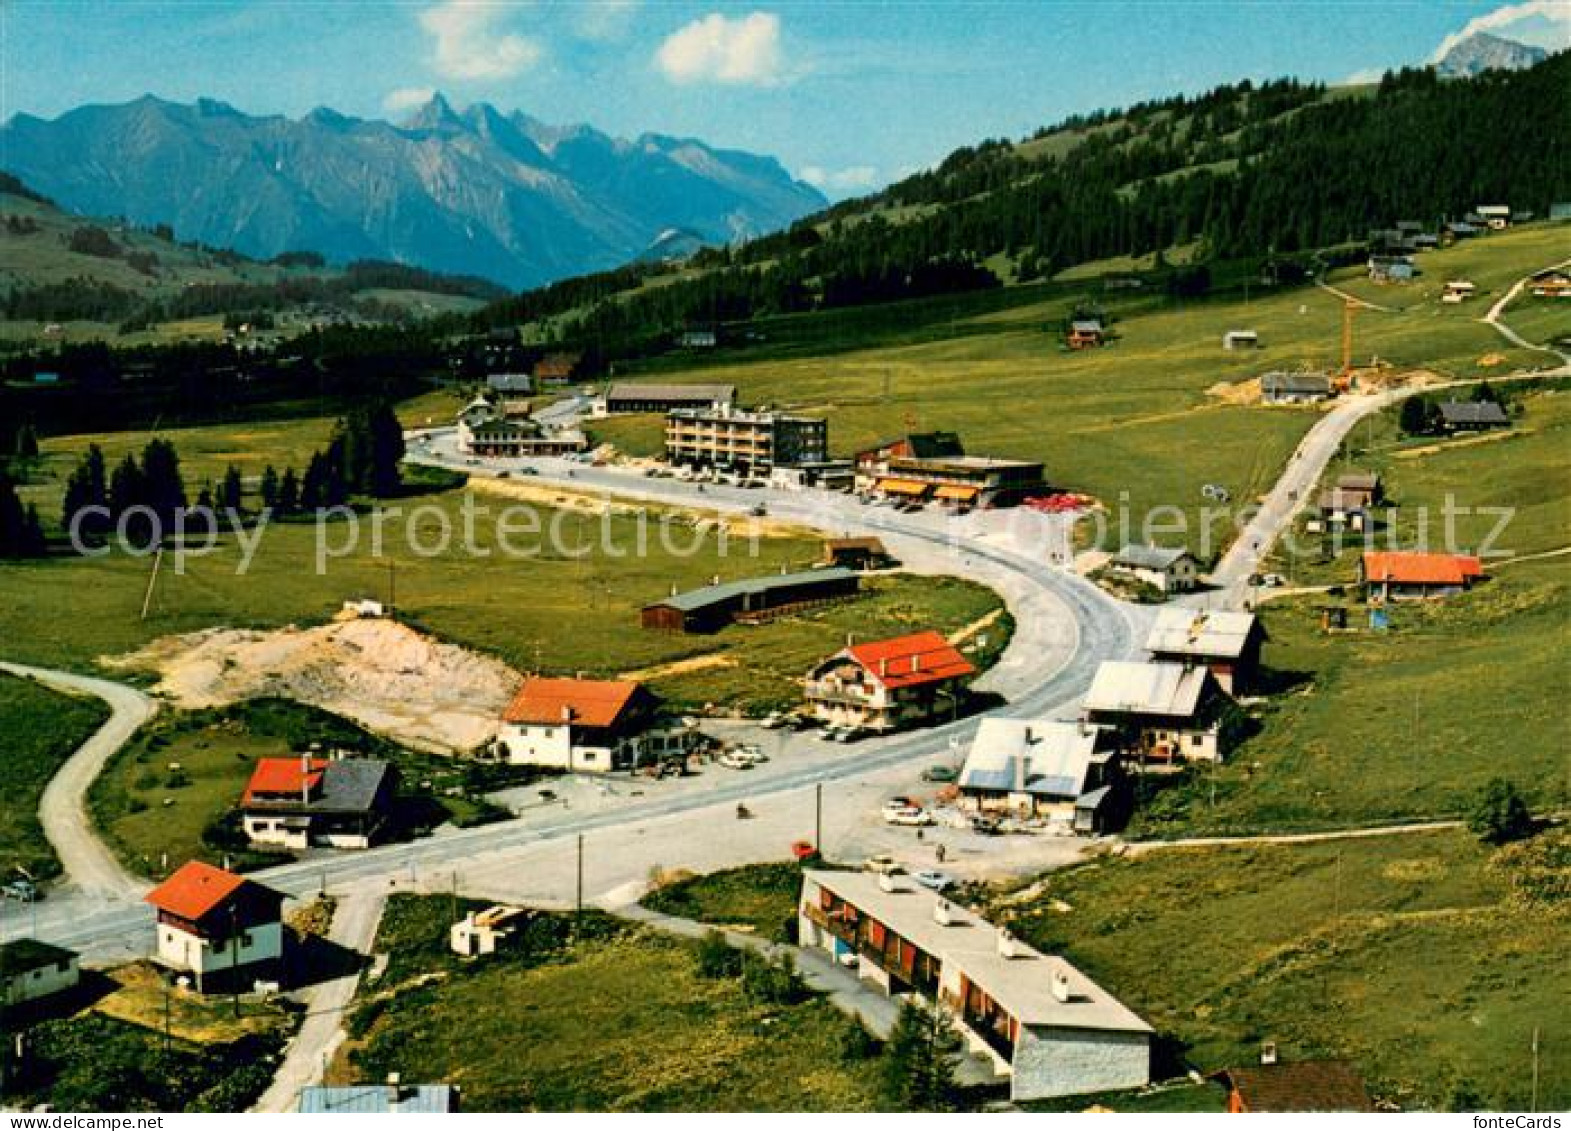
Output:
[602,228,1558,553]
[0,672,110,881]
[348,896,882,1112]
[994,829,1569,1112]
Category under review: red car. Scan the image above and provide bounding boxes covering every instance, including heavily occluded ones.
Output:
[791,840,819,862]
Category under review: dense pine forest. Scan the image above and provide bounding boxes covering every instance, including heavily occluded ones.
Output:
[478,53,1569,351]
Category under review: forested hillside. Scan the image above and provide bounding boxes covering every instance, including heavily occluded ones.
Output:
[477,54,1569,353]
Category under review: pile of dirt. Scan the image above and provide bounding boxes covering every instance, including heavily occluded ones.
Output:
[109,617,522,753]
[1207,377,1261,405]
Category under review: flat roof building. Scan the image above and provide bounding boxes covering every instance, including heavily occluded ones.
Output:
[665,406,828,473]
[798,870,1151,1101]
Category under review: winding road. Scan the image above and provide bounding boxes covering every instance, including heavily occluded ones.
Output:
[0,662,154,902]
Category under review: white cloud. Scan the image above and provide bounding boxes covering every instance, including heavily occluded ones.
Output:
[576,0,641,42]
[655,11,784,86]
[419,1,543,81]
[1429,0,1571,63]
[799,164,880,196]
[382,86,438,115]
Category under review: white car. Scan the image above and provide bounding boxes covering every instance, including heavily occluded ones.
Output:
[884,807,934,827]
[735,743,767,763]
[863,853,903,875]
[717,752,754,770]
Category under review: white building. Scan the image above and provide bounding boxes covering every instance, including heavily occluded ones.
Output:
[1108,544,1201,594]
[956,718,1122,832]
[144,861,285,993]
[1,939,80,1006]
[1083,660,1234,764]
[495,677,697,773]
[798,870,1152,1101]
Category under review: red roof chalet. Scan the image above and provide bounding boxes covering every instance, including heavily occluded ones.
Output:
[243,758,328,805]
[144,861,282,930]
[502,677,647,729]
[846,630,975,689]
[1361,551,1482,586]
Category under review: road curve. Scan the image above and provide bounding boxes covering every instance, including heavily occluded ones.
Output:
[0,662,155,901]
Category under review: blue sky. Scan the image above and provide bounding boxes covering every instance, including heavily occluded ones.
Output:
[3,1,1567,198]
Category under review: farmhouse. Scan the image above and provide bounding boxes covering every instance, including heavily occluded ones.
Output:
[678,329,718,349]
[592,382,736,417]
[533,352,580,386]
[665,406,829,474]
[1443,220,1482,242]
[1333,471,1383,508]
[455,395,588,457]
[299,1084,459,1114]
[1367,255,1415,282]
[854,432,966,490]
[1436,400,1511,433]
[1222,330,1259,350]
[1,939,80,1006]
[1441,279,1476,304]
[1317,487,1371,531]
[145,861,285,993]
[485,373,533,394]
[1108,544,1201,594]
[1067,318,1105,349]
[1474,204,1512,230]
[641,567,861,633]
[822,536,895,571]
[804,630,975,732]
[1360,551,1483,603]
[1083,660,1235,764]
[957,718,1124,832]
[239,756,397,851]
[1143,607,1264,694]
[1529,268,1571,298]
[1215,1060,1375,1113]
[798,870,1152,1101]
[497,677,665,773]
[1260,371,1333,404]
[872,455,1048,511]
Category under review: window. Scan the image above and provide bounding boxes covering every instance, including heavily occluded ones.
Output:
[1191,734,1205,747]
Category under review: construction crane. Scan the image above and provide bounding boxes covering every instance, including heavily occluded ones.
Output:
[1335,298,1359,392]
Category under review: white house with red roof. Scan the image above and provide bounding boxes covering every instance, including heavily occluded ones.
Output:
[497,677,661,773]
[804,630,976,732]
[239,755,396,851]
[144,861,285,992]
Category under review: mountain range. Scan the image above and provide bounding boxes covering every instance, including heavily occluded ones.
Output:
[1435,31,1550,78]
[0,94,826,289]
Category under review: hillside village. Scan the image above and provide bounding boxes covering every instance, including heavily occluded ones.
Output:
[0,45,1568,1117]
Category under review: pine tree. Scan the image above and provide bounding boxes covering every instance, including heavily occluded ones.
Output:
[880,999,962,1111]
[140,438,186,524]
[278,467,300,514]
[108,452,146,516]
[259,464,280,510]
[61,443,110,542]
[220,464,244,512]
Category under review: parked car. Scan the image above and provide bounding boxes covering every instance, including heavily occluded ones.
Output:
[717,751,755,770]
[830,726,864,744]
[734,743,767,764]
[882,796,919,815]
[884,807,934,827]
[2,879,38,902]
[863,854,903,875]
[518,467,539,476]
[971,815,1003,836]
[912,870,955,892]
[791,840,819,862]
[759,712,787,730]
[921,765,958,783]
[749,504,768,517]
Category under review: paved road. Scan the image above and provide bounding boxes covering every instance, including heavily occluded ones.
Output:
[253,885,387,1113]
[0,662,155,902]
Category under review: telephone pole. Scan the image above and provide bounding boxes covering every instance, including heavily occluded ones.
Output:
[814,782,823,853]
[575,834,584,921]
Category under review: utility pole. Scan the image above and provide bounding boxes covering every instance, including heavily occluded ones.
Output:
[1531,1026,1540,1112]
[575,834,584,922]
[814,782,823,853]
[386,558,396,617]
[140,546,164,620]
[229,902,240,1019]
